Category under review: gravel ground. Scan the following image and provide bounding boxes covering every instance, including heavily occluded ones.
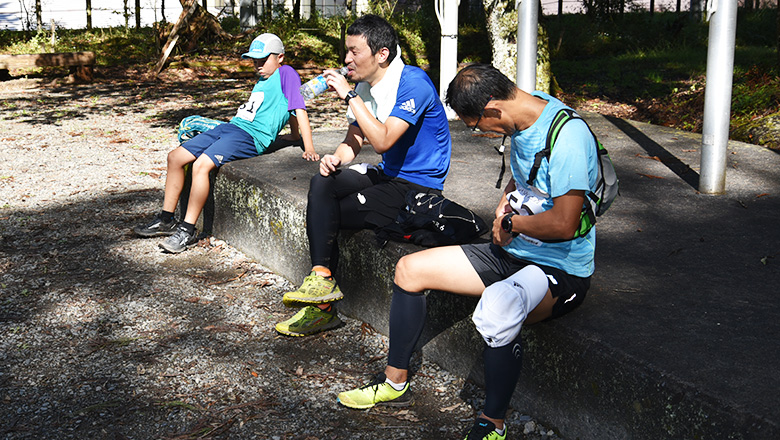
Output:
[0,72,564,440]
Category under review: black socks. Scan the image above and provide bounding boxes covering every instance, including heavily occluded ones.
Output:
[180,221,196,235]
[161,210,175,223]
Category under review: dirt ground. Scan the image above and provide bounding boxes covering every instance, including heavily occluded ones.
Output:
[0,67,565,440]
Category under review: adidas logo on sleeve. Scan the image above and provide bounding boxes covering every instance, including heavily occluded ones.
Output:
[400,98,416,115]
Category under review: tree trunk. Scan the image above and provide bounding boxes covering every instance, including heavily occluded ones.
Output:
[86,0,92,29]
[294,0,301,22]
[482,0,515,80]
[482,0,553,93]
[690,0,706,22]
[35,0,42,29]
[154,0,199,75]
[536,21,554,94]
[136,0,141,28]
[777,0,780,72]
[162,0,167,23]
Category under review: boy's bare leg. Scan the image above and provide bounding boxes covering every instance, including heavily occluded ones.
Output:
[182,155,217,225]
[162,147,197,213]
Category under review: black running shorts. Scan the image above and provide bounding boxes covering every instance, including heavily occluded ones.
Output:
[461,242,590,319]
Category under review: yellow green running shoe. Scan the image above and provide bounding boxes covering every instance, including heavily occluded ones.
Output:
[275,305,342,337]
[282,271,344,307]
[337,373,413,409]
[463,418,507,440]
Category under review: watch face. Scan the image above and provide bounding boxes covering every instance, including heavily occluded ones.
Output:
[501,214,511,233]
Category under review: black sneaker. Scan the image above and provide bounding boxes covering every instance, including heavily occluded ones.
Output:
[133,214,178,237]
[159,226,198,253]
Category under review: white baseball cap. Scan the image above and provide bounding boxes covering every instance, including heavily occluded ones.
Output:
[242,33,284,59]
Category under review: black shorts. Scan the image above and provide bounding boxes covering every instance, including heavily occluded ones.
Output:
[461,242,590,319]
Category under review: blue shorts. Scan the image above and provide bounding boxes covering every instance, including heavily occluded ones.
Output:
[182,123,258,167]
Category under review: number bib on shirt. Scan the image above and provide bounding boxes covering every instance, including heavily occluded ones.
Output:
[507,186,550,247]
[235,92,265,122]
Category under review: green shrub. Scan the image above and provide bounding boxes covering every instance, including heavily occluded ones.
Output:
[732,65,780,119]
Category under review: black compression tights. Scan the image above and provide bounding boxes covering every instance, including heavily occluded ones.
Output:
[482,334,524,420]
[306,170,375,269]
[388,283,427,370]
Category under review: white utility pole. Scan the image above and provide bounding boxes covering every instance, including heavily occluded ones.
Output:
[435,0,459,119]
[700,0,737,194]
[515,0,538,92]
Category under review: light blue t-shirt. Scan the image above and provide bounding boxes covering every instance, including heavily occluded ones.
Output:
[230,65,304,154]
[504,91,599,277]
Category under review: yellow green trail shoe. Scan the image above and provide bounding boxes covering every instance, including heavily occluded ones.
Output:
[275,305,342,337]
[282,271,344,307]
[337,373,413,409]
[463,418,507,440]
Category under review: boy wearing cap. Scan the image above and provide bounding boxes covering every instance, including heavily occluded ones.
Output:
[133,33,318,253]
[336,64,599,440]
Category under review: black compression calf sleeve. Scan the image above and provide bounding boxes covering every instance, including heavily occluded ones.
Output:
[387,283,426,370]
[482,334,524,420]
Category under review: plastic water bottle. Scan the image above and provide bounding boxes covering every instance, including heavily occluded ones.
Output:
[300,66,349,100]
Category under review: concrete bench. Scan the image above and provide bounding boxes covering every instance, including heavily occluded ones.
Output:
[178,136,305,237]
[208,118,780,439]
[0,51,96,82]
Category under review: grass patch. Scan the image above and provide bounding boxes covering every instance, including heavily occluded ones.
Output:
[548,9,778,136]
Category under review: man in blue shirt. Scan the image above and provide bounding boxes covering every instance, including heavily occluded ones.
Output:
[275,15,452,337]
[336,64,600,440]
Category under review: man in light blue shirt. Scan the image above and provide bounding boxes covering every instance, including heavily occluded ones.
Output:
[337,63,600,440]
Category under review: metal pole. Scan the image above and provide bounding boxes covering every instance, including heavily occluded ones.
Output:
[700,0,737,194]
[435,0,460,120]
[516,0,538,92]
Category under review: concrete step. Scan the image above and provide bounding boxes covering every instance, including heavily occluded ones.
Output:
[210,117,780,440]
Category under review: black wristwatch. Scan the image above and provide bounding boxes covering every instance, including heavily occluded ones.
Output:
[344,90,358,104]
[501,213,518,237]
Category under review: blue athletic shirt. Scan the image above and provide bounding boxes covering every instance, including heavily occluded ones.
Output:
[504,91,599,277]
[230,64,305,154]
[350,60,451,190]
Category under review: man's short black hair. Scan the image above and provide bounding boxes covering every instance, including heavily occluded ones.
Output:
[446,64,518,120]
[347,14,399,63]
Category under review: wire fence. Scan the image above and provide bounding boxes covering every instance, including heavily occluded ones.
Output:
[1,0,775,31]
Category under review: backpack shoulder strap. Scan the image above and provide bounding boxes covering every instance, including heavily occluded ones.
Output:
[526,108,576,186]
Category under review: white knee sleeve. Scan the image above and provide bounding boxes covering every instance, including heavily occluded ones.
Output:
[472,265,549,348]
